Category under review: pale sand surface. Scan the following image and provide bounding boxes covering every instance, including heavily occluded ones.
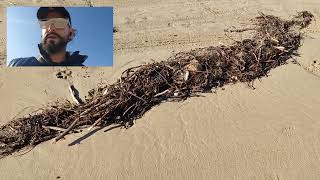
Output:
[1,0,320,179]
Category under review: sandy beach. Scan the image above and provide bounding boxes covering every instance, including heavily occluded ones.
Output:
[1,0,320,179]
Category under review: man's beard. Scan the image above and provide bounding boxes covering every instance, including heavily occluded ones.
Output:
[40,33,68,55]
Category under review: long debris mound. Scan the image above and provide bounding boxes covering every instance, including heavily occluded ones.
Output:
[0,12,314,158]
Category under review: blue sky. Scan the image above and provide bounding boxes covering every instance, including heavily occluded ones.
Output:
[7,7,113,66]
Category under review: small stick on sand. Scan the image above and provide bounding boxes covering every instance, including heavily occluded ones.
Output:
[224,27,256,33]
[128,91,147,104]
[103,88,108,95]
[55,118,79,142]
[68,84,83,105]
[154,89,170,98]
[42,125,67,132]
[42,125,80,133]
[87,118,102,131]
[87,113,108,131]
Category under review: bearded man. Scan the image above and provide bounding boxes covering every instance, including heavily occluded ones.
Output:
[9,7,88,66]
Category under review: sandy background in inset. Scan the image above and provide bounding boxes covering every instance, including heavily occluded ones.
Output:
[1,0,320,179]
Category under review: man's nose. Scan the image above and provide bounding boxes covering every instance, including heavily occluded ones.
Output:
[47,23,56,32]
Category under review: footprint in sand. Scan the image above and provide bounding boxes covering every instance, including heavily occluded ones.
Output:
[307,60,320,76]
[280,126,296,137]
[56,69,72,79]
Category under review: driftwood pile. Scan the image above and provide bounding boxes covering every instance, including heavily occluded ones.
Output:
[0,11,313,158]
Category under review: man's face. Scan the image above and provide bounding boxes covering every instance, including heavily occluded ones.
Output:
[40,12,73,55]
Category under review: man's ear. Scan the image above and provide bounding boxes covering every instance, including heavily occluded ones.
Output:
[68,28,75,41]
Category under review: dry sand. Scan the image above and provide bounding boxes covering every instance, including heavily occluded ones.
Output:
[1,0,320,179]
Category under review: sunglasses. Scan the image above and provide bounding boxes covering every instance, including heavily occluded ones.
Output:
[38,18,70,29]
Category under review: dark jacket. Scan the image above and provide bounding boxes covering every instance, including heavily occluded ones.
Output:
[9,44,88,67]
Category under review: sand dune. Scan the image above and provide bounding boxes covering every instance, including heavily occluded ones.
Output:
[1,0,320,179]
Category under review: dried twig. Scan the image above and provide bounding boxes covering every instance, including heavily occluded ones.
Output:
[224,27,256,33]
[42,125,67,132]
[68,84,83,105]
[55,118,79,142]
